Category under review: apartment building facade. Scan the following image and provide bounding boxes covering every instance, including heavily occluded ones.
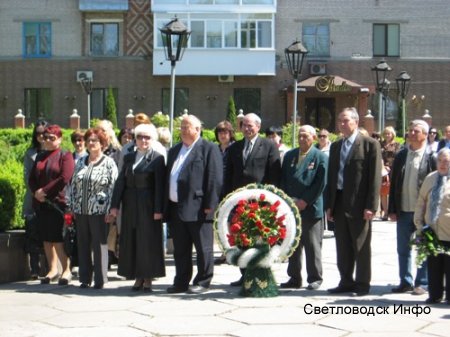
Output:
[0,0,449,131]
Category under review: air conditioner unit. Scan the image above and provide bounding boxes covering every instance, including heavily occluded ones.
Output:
[309,63,327,75]
[76,71,93,82]
[218,75,234,83]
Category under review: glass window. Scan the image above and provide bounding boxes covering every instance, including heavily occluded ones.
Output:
[373,24,399,57]
[24,88,52,119]
[224,21,238,47]
[91,23,119,56]
[243,0,274,4]
[207,21,222,48]
[258,21,271,48]
[191,21,205,47]
[234,88,261,116]
[91,88,119,119]
[23,22,51,58]
[162,88,189,116]
[302,23,329,57]
[241,21,256,48]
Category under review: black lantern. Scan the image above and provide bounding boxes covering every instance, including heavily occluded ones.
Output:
[284,40,309,80]
[371,59,392,92]
[159,18,191,66]
[159,18,191,147]
[396,71,411,138]
[395,71,411,99]
[285,40,308,147]
[371,59,392,132]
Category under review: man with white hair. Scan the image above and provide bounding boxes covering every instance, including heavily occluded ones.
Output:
[164,114,223,294]
[389,119,436,295]
[280,125,328,290]
[224,112,281,286]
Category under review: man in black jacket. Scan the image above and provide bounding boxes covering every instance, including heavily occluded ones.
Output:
[388,120,436,295]
[165,115,223,294]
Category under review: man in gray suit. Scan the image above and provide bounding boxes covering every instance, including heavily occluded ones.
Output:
[165,115,223,294]
[326,107,382,296]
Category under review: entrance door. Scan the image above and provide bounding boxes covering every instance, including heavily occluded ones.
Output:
[305,97,335,131]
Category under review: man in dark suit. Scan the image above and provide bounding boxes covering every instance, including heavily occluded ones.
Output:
[388,120,436,295]
[280,125,328,290]
[224,112,281,286]
[326,107,382,296]
[165,114,223,294]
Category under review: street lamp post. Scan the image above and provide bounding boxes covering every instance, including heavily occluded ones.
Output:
[159,18,191,147]
[285,41,308,148]
[395,71,411,138]
[79,77,93,128]
[371,60,392,133]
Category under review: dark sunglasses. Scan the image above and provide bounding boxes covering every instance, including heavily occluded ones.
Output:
[318,135,328,138]
[136,134,151,141]
[43,135,57,141]
[429,131,437,134]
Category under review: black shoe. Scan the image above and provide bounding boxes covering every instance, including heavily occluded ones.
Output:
[391,284,414,293]
[425,297,442,304]
[214,256,226,265]
[166,285,188,294]
[280,278,302,289]
[230,278,244,287]
[93,283,104,289]
[40,274,59,284]
[188,285,208,294]
[79,283,90,289]
[327,286,355,294]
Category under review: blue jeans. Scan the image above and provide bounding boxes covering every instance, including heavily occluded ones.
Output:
[396,211,428,287]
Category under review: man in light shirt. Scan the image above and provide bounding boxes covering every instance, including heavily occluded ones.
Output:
[388,120,436,295]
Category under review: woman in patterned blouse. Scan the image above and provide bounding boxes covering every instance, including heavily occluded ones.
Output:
[69,127,118,289]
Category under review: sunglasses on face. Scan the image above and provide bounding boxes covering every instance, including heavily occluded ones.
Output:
[87,138,99,144]
[43,135,58,141]
[318,135,328,139]
[136,134,151,141]
[430,131,437,135]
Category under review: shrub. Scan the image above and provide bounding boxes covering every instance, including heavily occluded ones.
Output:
[0,160,25,231]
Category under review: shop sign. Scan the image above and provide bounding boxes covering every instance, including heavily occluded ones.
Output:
[315,76,352,93]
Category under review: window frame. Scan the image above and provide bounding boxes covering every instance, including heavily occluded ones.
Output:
[90,22,120,56]
[24,88,52,120]
[302,22,330,57]
[373,23,400,57]
[161,88,190,116]
[23,22,52,58]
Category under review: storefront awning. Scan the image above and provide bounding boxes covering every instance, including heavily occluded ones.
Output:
[298,75,363,94]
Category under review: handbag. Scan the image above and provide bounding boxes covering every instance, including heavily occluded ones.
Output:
[62,213,78,266]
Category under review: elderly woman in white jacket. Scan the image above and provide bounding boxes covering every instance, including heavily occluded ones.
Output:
[414,148,450,305]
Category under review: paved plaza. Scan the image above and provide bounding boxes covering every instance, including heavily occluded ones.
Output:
[1,220,449,337]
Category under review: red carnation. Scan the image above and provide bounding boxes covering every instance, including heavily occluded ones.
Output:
[64,213,73,226]
[268,236,278,246]
[248,212,256,219]
[249,202,259,211]
[230,223,241,233]
[259,194,266,201]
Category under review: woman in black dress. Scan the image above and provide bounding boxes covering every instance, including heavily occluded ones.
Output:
[108,123,166,292]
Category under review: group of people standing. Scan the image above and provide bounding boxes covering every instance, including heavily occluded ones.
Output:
[22,109,450,304]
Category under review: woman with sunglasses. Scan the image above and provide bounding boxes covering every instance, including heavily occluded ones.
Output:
[69,127,118,289]
[23,120,48,280]
[29,124,75,285]
[427,127,440,155]
[108,124,166,292]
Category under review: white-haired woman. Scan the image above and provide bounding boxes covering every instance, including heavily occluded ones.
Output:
[414,148,450,304]
[108,124,166,292]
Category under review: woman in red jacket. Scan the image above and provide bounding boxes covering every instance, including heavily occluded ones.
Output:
[29,125,75,285]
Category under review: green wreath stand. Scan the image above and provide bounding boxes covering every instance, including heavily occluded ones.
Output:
[238,244,279,297]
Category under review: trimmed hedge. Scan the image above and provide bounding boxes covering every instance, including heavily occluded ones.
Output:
[0,160,25,231]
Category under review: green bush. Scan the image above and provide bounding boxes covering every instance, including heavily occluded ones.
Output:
[0,160,25,231]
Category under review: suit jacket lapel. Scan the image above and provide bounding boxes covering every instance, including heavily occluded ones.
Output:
[345,134,361,164]
[179,138,202,175]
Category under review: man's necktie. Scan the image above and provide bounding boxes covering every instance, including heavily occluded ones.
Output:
[337,138,351,189]
[243,140,253,163]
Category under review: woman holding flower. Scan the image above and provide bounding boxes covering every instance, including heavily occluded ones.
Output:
[414,148,450,304]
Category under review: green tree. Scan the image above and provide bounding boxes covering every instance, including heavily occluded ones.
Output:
[105,86,118,128]
[226,96,237,128]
